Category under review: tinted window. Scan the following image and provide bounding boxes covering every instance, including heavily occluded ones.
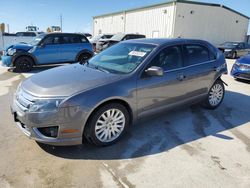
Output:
[149,46,183,71]
[43,36,61,45]
[238,43,244,49]
[184,44,210,66]
[79,35,88,43]
[62,35,81,44]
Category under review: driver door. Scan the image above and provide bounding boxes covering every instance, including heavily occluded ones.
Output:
[136,45,187,118]
[34,35,61,64]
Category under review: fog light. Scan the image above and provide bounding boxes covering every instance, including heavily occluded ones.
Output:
[38,126,58,138]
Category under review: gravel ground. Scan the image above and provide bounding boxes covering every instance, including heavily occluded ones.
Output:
[0,59,250,188]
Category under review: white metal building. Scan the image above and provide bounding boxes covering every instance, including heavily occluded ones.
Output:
[93,0,249,45]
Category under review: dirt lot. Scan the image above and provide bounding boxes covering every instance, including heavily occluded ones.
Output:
[0,59,250,188]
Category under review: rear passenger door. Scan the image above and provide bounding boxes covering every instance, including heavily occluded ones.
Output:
[182,43,216,97]
[59,35,82,62]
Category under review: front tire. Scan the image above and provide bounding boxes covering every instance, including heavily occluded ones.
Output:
[203,80,225,110]
[84,103,130,146]
[15,56,33,72]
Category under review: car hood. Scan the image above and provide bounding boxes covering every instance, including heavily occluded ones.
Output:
[7,43,33,51]
[21,64,122,97]
[238,54,250,65]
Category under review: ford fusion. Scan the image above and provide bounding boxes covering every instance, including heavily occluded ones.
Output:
[11,39,227,146]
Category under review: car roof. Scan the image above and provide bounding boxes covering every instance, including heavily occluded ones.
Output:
[122,38,210,46]
[45,32,85,37]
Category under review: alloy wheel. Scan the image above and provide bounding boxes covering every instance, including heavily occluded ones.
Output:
[208,84,224,106]
[95,109,125,143]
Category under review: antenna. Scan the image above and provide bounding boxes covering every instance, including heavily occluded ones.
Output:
[60,14,63,32]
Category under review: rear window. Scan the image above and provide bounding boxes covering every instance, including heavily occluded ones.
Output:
[184,44,210,66]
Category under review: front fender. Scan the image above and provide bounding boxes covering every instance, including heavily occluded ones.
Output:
[12,52,38,66]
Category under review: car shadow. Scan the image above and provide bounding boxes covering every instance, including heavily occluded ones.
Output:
[38,90,250,160]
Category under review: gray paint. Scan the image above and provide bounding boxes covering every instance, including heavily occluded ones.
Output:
[11,38,227,145]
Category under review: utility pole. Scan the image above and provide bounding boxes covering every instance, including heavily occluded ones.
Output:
[60,14,63,32]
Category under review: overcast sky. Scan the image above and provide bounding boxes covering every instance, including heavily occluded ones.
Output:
[0,0,249,34]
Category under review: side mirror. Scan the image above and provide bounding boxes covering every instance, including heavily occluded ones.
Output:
[145,66,164,77]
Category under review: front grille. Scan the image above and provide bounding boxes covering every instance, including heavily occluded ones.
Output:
[15,89,35,112]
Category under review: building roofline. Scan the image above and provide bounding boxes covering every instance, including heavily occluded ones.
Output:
[93,0,250,20]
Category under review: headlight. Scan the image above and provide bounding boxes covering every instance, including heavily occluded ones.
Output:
[7,48,16,56]
[28,46,36,53]
[224,49,232,52]
[29,98,65,112]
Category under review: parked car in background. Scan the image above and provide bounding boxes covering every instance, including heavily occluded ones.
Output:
[83,33,92,40]
[231,54,250,80]
[1,33,93,72]
[16,32,38,37]
[96,33,145,52]
[90,34,114,52]
[218,42,250,59]
[11,38,227,146]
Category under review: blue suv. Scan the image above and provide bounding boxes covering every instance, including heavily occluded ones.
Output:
[1,33,94,72]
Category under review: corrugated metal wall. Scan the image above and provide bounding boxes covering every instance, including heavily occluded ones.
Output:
[124,4,175,38]
[93,3,176,38]
[174,3,249,45]
[93,13,125,36]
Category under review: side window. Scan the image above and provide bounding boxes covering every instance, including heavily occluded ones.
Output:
[70,35,81,43]
[79,35,88,43]
[43,36,61,45]
[184,44,210,66]
[238,43,244,49]
[148,46,183,71]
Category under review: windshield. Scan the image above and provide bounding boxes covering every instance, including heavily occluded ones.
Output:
[110,33,125,41]
[29,34,45,45]
[220,42,239,48]
[88,42,156,74]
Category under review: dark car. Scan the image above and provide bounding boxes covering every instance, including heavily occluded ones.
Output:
[89,34,114,52]
[2,33,94,72]
[231,54,250,80]
[96,33,145,52]
[11,38,227,146]
[218,42,250,59]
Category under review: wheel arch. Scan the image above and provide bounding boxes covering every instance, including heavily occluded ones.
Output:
[12,52,37,66]
[75,50,94,62]
[83,98,134,135]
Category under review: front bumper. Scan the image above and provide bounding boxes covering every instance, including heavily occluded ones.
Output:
[11,98,83,146]
[231,64,250,80]
[1,55,13,67]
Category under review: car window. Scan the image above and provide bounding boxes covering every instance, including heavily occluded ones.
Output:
[184,44,210,66]
[79,35,88,43]
[88,43,156,74]
[43,36,61,45]
[62,35,81,44]
[148,46,183,71]
[238,43,244,49]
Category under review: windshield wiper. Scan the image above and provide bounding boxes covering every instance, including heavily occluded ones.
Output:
[95,66,110,73]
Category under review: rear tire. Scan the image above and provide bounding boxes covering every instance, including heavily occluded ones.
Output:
[78,53,92,63]
[203,80,225,110]
[84,103,130,146]
[15,56,33,72]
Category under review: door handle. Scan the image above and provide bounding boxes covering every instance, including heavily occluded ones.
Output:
[176,74,186,81]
